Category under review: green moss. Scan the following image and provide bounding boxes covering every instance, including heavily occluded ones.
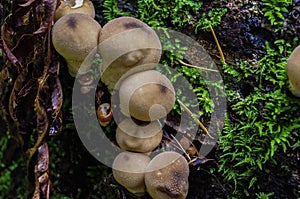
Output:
[262,0,292,31]
[0,132,29,199]
[195,7,227,33]
[218,38,300,196]
[103,0,203,30]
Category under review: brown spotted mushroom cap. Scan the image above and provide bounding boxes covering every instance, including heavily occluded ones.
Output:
[98,16,162,91]
[119,70,175,121]
[287,45,300,97]
[112,151,151,196]
[145,151,189,199]
[54,0,95,22]
[116,118,162,153]
[51,13,101,77]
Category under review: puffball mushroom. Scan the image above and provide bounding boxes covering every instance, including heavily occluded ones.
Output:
[112,151,151,196]
[119,70,175,121]
[287,45,300,97]
[116,118,163,153]
[51,13,101,77]
[54,0,95,22]
[98,16,162,91]
[145,151,189,199]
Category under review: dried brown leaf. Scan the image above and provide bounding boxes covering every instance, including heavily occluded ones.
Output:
[1,37,22,69]
[9,67,29,122]
[0,67,10,104]
[35,142,49,174]
[51,76,63,116]
[32,143,50,199]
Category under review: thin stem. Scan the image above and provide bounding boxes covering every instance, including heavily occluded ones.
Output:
[178,59,219,73]
[200,168,229,195]
[170,134,191,161]
[177,99,213,139]
[209,24,225,63]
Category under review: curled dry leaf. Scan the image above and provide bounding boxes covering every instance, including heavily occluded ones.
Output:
[32,142,50,199]
[8,67,38,134]
[49,76,63,136]
[1,0,61,197]
[0,67,10,105]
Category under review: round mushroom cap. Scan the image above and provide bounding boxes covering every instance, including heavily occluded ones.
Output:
[112,151,151,196]
[51,13,101,76]
[287,45,300,97]
[54,0,95,22]
[98,16,162,91]
[116,118,163,153]
[119,70,175,121]
[145,151,189,199]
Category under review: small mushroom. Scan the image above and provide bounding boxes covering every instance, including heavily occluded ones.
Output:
[145,151,189,199]
[54,0,95,22]
[97,103,112,126]
[51,13,101,77]
[112,151,151,196]
[287,45,300,97]
[98,16,162,91]
[119,70,175,121]
[116,118,163,153]
[78,70,94,86]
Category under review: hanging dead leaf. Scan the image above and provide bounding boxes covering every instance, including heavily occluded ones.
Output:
[32,142,50,199]
[51,76,63,117]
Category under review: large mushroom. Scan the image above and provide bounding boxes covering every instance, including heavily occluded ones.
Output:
[112,151,151,196]
[286,45,300,97]
[54,0,95,22]
[116,118,162,153]
[51,13,101,76]
[118,70,175,121]
[98,16,162,91]
[145,151,189,199]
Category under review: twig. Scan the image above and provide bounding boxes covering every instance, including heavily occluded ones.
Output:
[177,99,213,139]
[170,134,191,161]
[178,59,219,73]
[209,24,225,63]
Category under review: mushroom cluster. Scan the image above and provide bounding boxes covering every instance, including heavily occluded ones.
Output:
[97,17,189,198]
[286,45,300,97]
[51,4,189,197]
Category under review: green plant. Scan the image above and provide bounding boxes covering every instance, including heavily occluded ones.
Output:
[255,192,274,199]
[0,132,29,199]
[155,31,217,117]
[103,0,203,30]
[262,0,292,30]
[137,0,203,30]
[223,38,297,88]
[102,0,133,21]
[218,38,300,197]
[195,7,227,33]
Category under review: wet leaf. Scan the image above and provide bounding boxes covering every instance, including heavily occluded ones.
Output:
[0,67,10,104]
[51,76,63,117]
[189,157,214,167]
[1,0,63,197]
[34,142,49,174]
[9,67,29,122]
[18,0,37,8]
[43,0,58,29]
[49,111,62,136]
[49,76,63,136]
[1,38,22,70]
[32,143,50,199]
